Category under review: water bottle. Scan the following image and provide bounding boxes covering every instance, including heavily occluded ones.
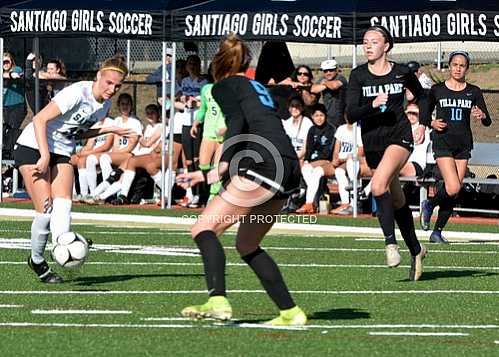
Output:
[380,104,387,113]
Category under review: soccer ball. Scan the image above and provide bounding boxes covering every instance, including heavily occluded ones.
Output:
[51,232,90,269]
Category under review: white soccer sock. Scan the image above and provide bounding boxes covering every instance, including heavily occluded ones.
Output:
[305,166,324,204]
[346,157,359,180]
[50,198,72,244]
[120,170,137,197]
[335,167,350,204]
[31,213,51,264]
[94,181,111,198]
[78,168,90,196]
[151,171,162,190]
[100,181,123,200]
[99,154,113,180]
[86,155,99,195]
[301,164,313,180]
[364,180,372,197]
[186,187,193,200]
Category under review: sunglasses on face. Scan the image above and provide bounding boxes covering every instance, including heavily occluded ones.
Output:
[323,68,336,73]
[3,60,11,65]
[297,71,310,76]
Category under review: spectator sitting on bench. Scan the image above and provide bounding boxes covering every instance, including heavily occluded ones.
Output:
[282,96,313,165]
[70,114,114,199]
[85,93,142,201]
[399,103,430,178]
[91,104,164,204]
[330,117,372,215]
[296,104,336,214]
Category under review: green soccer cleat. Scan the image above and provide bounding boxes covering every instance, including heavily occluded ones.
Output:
[181,296,232,321]
[264,306,307,326]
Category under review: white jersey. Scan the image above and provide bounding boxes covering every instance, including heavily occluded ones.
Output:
[334,124,363,160]
[173,111,189,134]
[135,123,162,155]
[17,81,112,156]
[282,116,313,153]
[113,115,143,155]
[91,117,114,149]
[408,124,430,170]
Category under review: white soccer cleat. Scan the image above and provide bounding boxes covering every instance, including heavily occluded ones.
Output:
[385,244,401,268]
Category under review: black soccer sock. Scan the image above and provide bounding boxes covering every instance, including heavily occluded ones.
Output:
[429,181,450,208]
[374,192,397,246]
[394,203,422,256]
[242,247,295,310]
[194,230,226,297]
[434,197,456,232]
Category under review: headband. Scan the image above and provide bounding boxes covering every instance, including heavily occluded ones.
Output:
[100,66,126,75]
[448,50,471,65]
[367,25,394,52]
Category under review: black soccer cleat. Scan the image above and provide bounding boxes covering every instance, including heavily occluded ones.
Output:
[429,230,449,244]
[111,194,129,205]
[28,257,64,284]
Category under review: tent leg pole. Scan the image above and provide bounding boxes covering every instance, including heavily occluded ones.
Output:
[167,43,177,209]
[0,38,4,202]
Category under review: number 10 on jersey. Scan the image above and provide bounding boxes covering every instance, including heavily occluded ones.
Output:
[450,107,462,121]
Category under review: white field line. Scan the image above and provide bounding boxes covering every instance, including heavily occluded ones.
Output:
[369,332,469,337]
[31,309,132,315]
[1,290,499,295]
[0,261,498,271]
[0,304,23,308]
[355,238,499,245]
[0,229,191,236]
[0,322,195,329]
[1,238,498,256]
[1,207,498,241]
[0,322,495,333]
[141,317,194,321]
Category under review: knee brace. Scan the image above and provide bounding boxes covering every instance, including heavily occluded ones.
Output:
[107,168,124,184]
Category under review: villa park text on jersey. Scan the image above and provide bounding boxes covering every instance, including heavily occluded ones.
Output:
[362,83,404,98]
[438,98,473,109]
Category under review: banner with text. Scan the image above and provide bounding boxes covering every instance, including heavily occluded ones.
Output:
[173,11,499,43]
[0,9,165,39]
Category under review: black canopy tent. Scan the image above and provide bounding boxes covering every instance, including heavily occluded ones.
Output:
[0,0,205,205]
[171,0,499,43]
[355,0,499,44]
[170,0,499,216]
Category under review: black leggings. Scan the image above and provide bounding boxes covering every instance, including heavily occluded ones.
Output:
[181,125,201,163]
[3,103,26,160]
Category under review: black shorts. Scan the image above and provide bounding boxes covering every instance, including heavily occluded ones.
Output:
[432,139,471,160]
[181,125,201,161]
[13,144,71,168]
[223,156,301,200]
[173,133,182,144]
[363,121,414,169]
[411,162,424,177]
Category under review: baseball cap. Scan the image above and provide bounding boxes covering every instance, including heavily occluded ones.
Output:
[320,59,337,71]
[166,48,173,56]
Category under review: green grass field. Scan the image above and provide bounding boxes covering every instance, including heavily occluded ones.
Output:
[0,217,498,356]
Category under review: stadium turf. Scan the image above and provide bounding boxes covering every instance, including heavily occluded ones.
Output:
[0,218,498,356]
